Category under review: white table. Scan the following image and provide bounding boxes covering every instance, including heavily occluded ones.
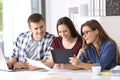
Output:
[0,69,118,80]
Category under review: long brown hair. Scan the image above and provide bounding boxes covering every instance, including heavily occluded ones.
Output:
[80,19,120,63]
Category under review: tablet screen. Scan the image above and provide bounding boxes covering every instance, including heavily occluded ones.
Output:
[51,49,74,64]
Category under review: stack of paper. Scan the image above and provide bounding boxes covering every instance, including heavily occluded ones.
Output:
[110,65,120,76]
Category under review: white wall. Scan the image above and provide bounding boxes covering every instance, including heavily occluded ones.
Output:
[46,0,88,35]
[100,16,120,45]
[3,0,31,56]
[46,0,120,46]
[3,0,120,57]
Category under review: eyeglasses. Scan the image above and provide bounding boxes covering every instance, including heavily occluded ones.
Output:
[82,30,93,36]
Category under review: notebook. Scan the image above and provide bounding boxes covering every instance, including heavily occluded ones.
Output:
[51,49,74,64]
[0,49,28,72]
[110,65,120,76]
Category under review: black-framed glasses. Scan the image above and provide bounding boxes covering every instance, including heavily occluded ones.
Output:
[82,30,93,36]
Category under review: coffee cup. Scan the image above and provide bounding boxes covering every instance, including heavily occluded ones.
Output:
[92,66,101,76]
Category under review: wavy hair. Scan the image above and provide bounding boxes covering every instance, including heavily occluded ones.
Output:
[80,19,120,63]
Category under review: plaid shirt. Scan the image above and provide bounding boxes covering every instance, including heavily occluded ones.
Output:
[11,31,55,62]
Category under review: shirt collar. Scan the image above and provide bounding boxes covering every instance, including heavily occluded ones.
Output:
[29,32,48,42]
[90,41,105,51]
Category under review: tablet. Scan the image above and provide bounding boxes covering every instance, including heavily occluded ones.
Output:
[51,49,74,64]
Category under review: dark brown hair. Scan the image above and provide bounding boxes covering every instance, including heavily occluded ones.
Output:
[27,13,45,26]
[56,16,80,38]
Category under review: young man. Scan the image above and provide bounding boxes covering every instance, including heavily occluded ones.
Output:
[7,13,55,70]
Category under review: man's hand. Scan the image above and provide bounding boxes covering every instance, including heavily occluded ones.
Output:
[7,61,13,69]
[27,60,46,71]
[13,62,28,69]
[28,64,40,71]
[7,58,17,69]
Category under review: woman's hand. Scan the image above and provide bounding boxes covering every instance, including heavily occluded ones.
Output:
[69,56,80,66]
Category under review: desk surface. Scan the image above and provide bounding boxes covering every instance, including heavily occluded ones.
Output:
[0,69,119,80]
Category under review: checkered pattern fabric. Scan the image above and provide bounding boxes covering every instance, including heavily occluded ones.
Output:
[11,31,54,62]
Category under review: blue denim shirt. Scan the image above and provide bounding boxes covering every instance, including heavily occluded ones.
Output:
[79,40,117,70]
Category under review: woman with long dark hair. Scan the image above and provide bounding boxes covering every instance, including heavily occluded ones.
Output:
[70,19,120,70]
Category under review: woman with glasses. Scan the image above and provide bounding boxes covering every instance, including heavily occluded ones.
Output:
[69,19,120,70]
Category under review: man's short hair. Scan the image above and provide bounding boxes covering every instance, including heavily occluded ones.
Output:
[27,13,44,26]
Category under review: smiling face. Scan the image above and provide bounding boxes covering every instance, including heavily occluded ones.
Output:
[82,26,98,44]
[58,24,72,40]
[29,20,46,40]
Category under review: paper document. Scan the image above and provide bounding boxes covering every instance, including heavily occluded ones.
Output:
[26,58,52,71]
[110,65,120,76]
[111,65,120,70]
